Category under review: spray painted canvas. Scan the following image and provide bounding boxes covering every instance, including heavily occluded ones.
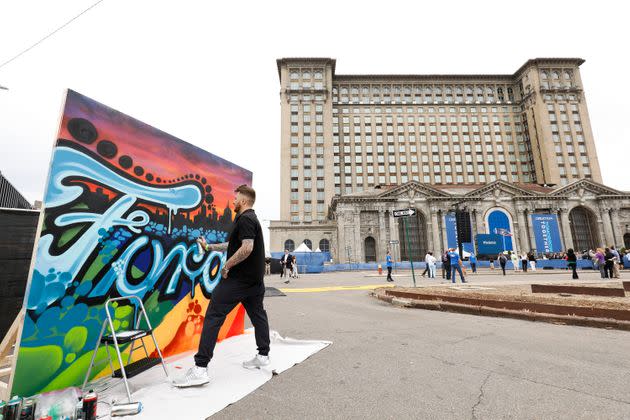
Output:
[11,90,249,397]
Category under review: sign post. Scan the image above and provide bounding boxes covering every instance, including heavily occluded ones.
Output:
[393,208,417,287]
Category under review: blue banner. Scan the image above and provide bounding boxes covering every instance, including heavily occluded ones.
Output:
[444,212,474,253]
[531,213,563,253]
[476,234,504,255]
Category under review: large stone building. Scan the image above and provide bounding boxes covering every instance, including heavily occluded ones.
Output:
[270,58,630,262]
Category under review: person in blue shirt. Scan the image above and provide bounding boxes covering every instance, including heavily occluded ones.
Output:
[469,252,477,273]
[448,248,467,283]
[386,250,394,282]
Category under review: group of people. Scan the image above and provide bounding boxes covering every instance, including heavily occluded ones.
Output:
[589,247,623,279]
[279,249,299,283]
[494,251,537,276]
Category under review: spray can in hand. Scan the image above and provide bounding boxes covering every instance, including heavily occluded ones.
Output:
[4,396,22,420]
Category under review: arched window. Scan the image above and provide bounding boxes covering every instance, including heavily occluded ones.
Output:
[303,239,312,250]
[552,71,560,79]
[319,239,330,253]
[364,237,376,262]
[569,207,599,251]
[284,239,295,252]
[507,87,514,102]
[540,71,548,80]
[563,71,572,80]
[397,211,428,261]
[486,209,514,251]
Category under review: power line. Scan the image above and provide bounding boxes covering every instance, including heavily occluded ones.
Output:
[0,0,105,71]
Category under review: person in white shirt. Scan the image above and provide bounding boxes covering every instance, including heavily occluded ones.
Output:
[425,251,437,278]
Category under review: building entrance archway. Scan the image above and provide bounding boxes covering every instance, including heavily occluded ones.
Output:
[364,236,376,262]
[569,206,599,251]
[397,211,427,261]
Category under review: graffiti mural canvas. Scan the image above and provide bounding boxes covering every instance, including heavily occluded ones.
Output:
[11,90,250,397]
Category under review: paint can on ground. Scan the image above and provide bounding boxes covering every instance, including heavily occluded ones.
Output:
[4,396,22,420]
[82,391,97,420]
[18,398,35,420]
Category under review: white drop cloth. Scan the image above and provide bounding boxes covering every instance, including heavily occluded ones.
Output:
[93,329,331,419]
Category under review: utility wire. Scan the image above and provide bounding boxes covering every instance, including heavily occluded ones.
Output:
[0,0,105,71]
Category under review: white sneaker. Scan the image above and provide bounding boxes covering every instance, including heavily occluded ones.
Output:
[242,354,270,369]
[172,366,210,387]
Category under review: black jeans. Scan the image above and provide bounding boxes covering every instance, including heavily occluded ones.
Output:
[500,262,506,275]
[194,280,270,368]
[443,263,451,279]
[522,260,528,272]
[569,263,578,279]
[387,266,393,281]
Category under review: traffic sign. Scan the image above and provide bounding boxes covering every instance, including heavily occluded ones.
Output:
[393,208,416,218]
[389,240,399,244]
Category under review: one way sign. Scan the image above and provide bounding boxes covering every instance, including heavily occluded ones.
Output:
[393,208,416,218]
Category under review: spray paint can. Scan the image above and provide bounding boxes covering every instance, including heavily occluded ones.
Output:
[197,241,206,256]
[36,416,51,420]
[4,397,22,420]
[82,391,97,420]
[110,402,142,417]
[18,398,34,420]
[1,400,7,420]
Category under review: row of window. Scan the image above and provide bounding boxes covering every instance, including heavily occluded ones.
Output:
[283,238,330,253]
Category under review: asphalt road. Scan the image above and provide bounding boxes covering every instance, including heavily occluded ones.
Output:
[211,270,630,419]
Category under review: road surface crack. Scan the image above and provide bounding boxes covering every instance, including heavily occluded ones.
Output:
[471,372,492,420]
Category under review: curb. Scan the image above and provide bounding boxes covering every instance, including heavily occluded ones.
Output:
[371,288,630,331]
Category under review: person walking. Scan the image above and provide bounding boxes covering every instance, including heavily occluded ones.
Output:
[566,248,578,279]
[604,248,615,279]
[280,249,291,279]
[290,254,299,279]
[610,246,621,279]
[469,252,477,274]
[521,253,528,272]
[426,251,437,278]
[421,251,431,277]
[442,250,451,281]
[176,185,270,387]
[284,253,294,283]
[498,253,508,276]
[510,251,519,272]
[386,250,394,282]
[448,248,467,284]
[528,252,536,271]
[595,248,607,278]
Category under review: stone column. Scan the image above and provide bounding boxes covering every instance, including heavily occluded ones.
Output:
[595,208,607,247]
[475,208,485,234]
[610,208,621,247]
[601,207,615,248]
[430,207,440,253]
[378,209,387,261]
[516,207,529,252]
[354,210,362,262]
[437,210,448,251]
[389,209,399,262]
[525,209,536,253]
[558,208,573,251]
[337,210,346,263]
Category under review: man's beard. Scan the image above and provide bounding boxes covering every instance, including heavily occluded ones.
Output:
[234,202,241,213]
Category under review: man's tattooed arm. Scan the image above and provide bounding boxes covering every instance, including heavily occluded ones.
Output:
[224,239,254,270]
[207,242,229,252]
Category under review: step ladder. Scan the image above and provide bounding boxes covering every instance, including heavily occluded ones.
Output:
[82,296,170,403]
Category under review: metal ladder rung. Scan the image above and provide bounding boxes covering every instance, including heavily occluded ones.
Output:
[81,296,170,404]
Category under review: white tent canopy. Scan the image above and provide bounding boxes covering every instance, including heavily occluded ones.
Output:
[314,247,322,252]
[294,242,312,252]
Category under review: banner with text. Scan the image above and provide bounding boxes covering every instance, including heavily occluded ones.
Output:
[531,213,563,253]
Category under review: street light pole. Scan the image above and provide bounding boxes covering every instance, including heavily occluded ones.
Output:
[403,217,417,287]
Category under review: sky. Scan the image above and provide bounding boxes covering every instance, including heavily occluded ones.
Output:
[0,0,628,250]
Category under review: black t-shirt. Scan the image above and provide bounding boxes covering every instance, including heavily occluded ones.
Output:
[226,209,265,284]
